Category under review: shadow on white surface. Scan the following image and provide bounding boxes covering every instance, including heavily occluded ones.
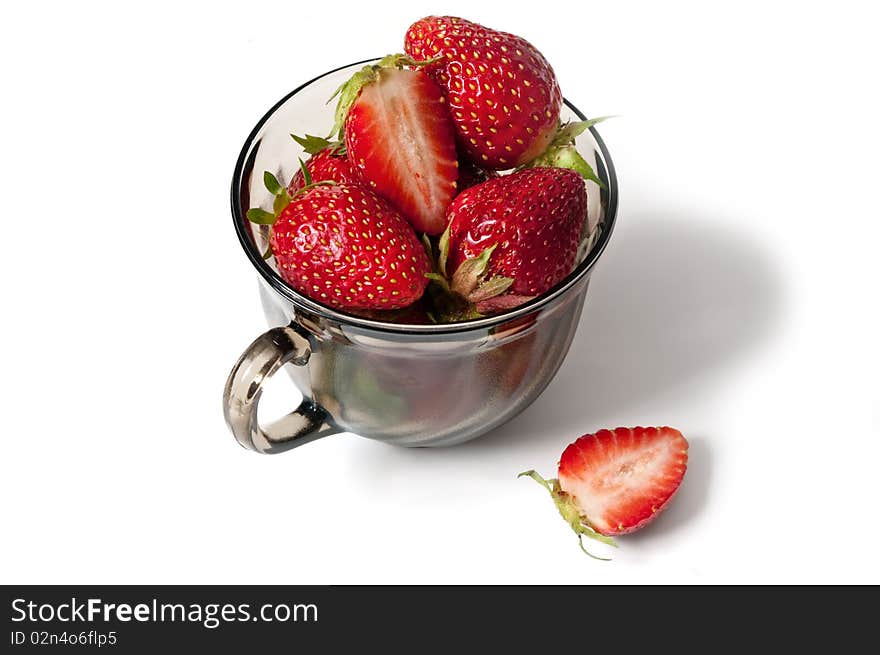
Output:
[625,436,713,541]
[474,212,784,449]
[343,212,782,535]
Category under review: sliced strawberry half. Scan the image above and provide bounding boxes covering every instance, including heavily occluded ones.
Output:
[520,427,689,557]
[331,56,459,235]
[558,427,689,535]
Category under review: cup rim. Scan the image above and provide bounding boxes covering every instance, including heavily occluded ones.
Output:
[231,58,618,335]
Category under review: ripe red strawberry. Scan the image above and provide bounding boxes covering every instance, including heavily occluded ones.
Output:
[520,427,689,557]
[558,427,689,535]
[347,298,436,325]
[288,144,357,193]
[249,177,430,311]
[331,56,458,235]
[404,16,563,169]
[445,167,586,301]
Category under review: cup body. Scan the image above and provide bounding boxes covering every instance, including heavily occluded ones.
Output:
[228,60,618,449]
[257,275,591,446]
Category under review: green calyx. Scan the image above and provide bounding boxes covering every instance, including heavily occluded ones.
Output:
[518,470,617,560]
[437,226,451,278]
[552,116,614,145]
[246,207,277,225]
[245,161,335,227]
[450,244,508,297]
[327,53,443,140]
[421,226,516,322]
[290,133,345,156]
[245,170,291,226]
[529,146,603,187]
[522,116,614,188]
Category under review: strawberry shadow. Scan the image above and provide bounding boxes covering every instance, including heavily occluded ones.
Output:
[621,436,713,542]
[343,212,783,530]
[464,212,782,529]
[476,212,784,445]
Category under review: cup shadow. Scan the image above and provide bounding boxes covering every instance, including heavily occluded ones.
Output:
[474,211,784,450]
[346,212,783,532]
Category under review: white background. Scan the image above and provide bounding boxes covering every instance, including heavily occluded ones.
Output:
[1,0,878,584]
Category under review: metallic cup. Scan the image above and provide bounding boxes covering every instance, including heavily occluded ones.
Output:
[224,61,618,453]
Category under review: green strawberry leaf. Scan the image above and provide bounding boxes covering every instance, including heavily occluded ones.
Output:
[327,54,443,141]
[297,158,313,188]
[328,63,380,140]
[438,224,451,277]
[246,208,276,225]
[420,233,435,262]
[424,272,451,293]
[552,116,614,147]
[291,133,335,155]
[263,171,283,196]
[261,242,273,260]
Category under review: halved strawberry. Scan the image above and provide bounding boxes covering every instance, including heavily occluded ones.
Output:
[520,427,689,557]
[331,55,459,235]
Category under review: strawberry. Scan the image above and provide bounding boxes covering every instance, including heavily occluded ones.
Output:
[330,55,458,235]
[441,167,586,311]
[404,16,563,169]
[247,170,430,311]
[346,298,436,324]
[520,427,689,557]
[287,135,357,192]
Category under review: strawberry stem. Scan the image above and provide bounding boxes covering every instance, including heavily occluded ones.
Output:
[578,535,611,561]
[519,469,553,492]
[518,469,617,559]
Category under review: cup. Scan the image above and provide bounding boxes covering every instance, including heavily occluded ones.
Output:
[224,60,618,454]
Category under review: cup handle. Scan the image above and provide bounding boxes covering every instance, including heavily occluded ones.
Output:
[223,325,342,454]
